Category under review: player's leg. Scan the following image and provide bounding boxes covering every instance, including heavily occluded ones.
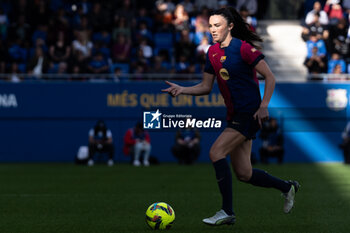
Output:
[88,143,96,166]
[106,143,114,166]
[230,141,300,213]
[133,142,143,166]
[142,143,151,166]
[203,128,245,226]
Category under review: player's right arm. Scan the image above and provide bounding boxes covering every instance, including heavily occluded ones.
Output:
[162,72,215,97]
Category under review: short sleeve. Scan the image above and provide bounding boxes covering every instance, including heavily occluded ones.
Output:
[204,51,215,74]
[240,42,265,67]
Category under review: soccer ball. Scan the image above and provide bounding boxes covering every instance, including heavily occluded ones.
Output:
[145,202,175,230]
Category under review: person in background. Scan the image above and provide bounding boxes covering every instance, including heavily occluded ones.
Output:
[305,1,329,25]
[328,52,346,73]
[304,46,327,74]
[172,127,200,164]
[123,122,152,167]
[340,121,350,164]
[88,120,115,166]
[259,118,284,164]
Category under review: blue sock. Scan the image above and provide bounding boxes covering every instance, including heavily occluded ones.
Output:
[213,158,234,215]
[248,168,291,193]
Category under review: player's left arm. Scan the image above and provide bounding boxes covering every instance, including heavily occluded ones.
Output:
[254,59,276,127]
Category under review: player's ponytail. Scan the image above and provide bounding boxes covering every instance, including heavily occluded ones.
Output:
[210,7,263,49]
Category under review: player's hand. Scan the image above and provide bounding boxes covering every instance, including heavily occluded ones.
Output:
[161,81,184,97]
[253,107,269,128]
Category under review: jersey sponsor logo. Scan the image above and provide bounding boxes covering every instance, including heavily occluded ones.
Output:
[212,53,218,57]
[219,68,230,80]
[220,56,226,63]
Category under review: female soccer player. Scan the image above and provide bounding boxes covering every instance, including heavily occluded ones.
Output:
[162,7,300,226]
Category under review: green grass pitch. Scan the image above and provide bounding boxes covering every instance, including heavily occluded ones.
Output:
[0,163,350,233]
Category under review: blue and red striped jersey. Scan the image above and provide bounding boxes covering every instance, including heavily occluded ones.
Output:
[204,38,264,121]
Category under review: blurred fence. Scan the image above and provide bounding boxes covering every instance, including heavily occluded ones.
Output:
[1,73,350,82]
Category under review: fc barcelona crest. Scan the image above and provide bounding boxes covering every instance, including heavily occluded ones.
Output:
[220,56,226,63]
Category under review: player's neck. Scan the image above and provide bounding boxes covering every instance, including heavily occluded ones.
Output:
[220,36,233,48]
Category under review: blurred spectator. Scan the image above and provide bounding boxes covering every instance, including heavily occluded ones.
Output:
[0,40,7,73]
[112,33,131,63]
[194,0,218,11]
[123,122,152,167]
[9,62,21,83]
[136,7,153,30]
[306,33,327,58]
[112,16,131,41]
[259,118,284,164]
[139,38,153,59]
[92,28,112,45]
[305,1,329,25]
[87,52,109,75]
[8,14,31,43]
[27,46,49,76]
[235,0,258,16]
[340,121,350,164]
[134,21,153,43]
[180,0,194,15]
[133,62,147,80]
[88,120,115,166]
[175,55,190,73]
[8,39,27,64]
[49,31,71,65]
[324,0,344,25]
[172,128,200,164]
[149,55,169,74]
[53,7,70,35]
[302,12,329,41]
[172,4,190,31]
[56,62,68,75]
[73,15,92,38]
[31,0,51,28]
[155,0,176,31]
[91,41,111,60]
[0,7,9,40]
[194,7,211,45]
[239,6,258,32]
[72,31,93,61]
[131,48,149,73]
[89,3,111,31]
[196,35,210,56]
[328,52,346,73]
[304,46,327,74]
[328,18,349,57]
[113,67,121,82]
[175,29,196,62]
[114,0,136,22]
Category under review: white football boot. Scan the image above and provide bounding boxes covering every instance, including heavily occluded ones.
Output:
[202,209,236,226]
[283,180,300,213]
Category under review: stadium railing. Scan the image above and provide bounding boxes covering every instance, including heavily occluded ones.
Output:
[0,73,203,82]
[1,73,350,82]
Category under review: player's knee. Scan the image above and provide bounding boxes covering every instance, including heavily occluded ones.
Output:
[235,170,251,182]
[209,147,225,162]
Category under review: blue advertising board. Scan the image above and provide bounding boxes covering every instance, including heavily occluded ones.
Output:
[0,81,348,163]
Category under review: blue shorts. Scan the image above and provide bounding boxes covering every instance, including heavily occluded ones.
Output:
[226,113,261,140]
